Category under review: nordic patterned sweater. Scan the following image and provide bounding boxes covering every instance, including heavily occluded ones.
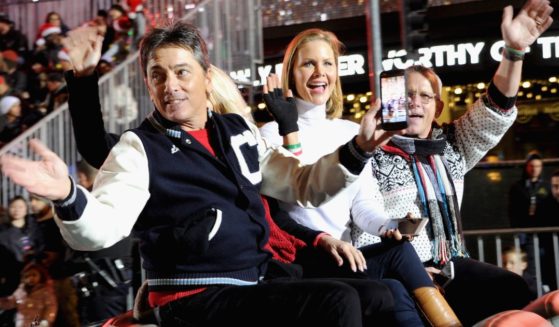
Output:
[352,85,517,262]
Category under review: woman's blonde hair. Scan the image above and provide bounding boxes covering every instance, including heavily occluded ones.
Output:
[208,65,254,123]
[281,28,344,119]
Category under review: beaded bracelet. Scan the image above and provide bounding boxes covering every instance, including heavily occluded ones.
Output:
[502,45,525,61]
[283,143,302,156]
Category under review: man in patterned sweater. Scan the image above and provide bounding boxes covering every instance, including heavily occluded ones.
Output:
[351,0,553,325]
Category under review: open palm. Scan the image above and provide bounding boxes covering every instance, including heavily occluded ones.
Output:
[0,139,71,201]
[501,0,553,50]
[61,26,103,76]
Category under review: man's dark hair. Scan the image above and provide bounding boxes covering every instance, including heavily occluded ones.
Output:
[552,169,559,178]
[97,9,108,18]
[8,195,26,206]
[46,72,64,83]
[139,20,210,78]
[0,15,12,26]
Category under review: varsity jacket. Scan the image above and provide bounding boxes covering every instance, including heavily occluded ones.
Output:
[54,73,369,290]
[352,87,518,262]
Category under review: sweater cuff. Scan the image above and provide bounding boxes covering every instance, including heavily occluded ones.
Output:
[486,81,516,111]
[338,136,373,175]
[313,232,330,248]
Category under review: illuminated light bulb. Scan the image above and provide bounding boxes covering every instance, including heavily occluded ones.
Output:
[549,76,557,83]
[476,82,485,90]
[522,81,531,88]
[454,87,462,95]
[359,96,367,103]
[347,94,355,101]
[257,103,266,109]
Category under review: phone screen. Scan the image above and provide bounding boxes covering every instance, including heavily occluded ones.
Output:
[380,71,408,130]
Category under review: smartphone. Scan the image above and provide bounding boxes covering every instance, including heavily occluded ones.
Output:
[379,69,408,130]
[393,217,429,236]
[378,217,429,236]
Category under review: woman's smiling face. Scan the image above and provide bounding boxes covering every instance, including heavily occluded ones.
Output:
[291,39,337,106]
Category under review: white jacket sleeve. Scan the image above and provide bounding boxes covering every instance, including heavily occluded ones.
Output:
[350,161,391,235]
[251,122,360,208]
[55,131,150,251]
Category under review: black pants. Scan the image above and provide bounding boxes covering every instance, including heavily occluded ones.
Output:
[295,241,427,326]
[158,279,363,327]
[443,257,535,326]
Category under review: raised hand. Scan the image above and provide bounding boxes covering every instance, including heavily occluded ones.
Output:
[61,26,104,77]
[316,234,367,272]
[0,139,71,201]
[355,98,404,153]
[501,0,553,50]
[262,74,299,136]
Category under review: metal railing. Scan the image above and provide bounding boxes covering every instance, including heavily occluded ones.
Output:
[464,227,559,297]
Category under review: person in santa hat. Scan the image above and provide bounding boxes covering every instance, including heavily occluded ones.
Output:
[35,12,68,46]
[99,4,134,65]
[123,0,146,48]
[32,23,64,72]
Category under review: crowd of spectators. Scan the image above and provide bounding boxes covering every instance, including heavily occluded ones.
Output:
[0,1,150,325]
[0,0,149,149]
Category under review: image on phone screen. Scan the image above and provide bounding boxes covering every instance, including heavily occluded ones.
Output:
[380,70,408,130]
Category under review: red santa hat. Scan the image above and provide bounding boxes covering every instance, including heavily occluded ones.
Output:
[127,0,143,12]
[39,23,62,38]
[35,23,62,46]
[113,16,132,32]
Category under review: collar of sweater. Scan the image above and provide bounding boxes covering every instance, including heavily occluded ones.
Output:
[295,98,326,123]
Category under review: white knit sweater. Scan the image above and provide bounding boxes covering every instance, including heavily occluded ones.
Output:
[259,98,389,241]
[351,97,517,262]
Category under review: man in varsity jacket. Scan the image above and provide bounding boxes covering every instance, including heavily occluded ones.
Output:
[0,21,393,326]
